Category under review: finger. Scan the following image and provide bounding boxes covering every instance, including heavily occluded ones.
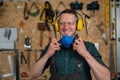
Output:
[77,37,82,42]
[79,38,84,45]
[52,39,56,43]
[51,39,59,45]
[73,41,78,49]
[54,46,60,51]
[54,42,60,46]
[74,39,80,45]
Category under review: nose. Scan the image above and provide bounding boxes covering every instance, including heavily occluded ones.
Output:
[63,22,69,29]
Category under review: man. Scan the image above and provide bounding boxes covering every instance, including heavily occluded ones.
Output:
[29,9,110,80]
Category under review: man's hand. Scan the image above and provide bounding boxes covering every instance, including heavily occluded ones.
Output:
[45,38,61,58]
[73,38,88,57]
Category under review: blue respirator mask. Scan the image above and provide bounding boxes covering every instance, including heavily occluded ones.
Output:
[60,35,74,48]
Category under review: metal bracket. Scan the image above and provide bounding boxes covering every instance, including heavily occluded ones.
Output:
[116,0,120,79]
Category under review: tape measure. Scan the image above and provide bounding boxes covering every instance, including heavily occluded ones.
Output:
[105,0,110,27]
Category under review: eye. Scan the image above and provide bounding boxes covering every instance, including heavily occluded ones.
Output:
[59,21,76,26]
[68,22,75,26]
[59,22,65,26]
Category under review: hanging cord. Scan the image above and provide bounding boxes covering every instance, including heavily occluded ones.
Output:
[28,2,40,17]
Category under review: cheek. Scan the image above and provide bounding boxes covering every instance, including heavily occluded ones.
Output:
[71,26,76,32]
[71,28,76,35]
[59,26,76,34]
[68,27,76,35]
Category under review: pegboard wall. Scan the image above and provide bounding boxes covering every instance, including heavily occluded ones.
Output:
[0,0,117,80]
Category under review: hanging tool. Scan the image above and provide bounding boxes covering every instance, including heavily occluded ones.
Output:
[77,11,91,37]
[40,1,56,39]
[34,50,37,61]
[87,1,100,17]
[24,37,32,48]
[20,51,27,64]
[0,50,19,80]
[19,21,25,49]
[3,55,14,78]
[111,21,116,40]
[83,13,91,37]
[4,29,11,40]
[110,0,116,40]
[25,49,32,69]
[24,2,29,20]
[70,0,83,10]
[116,0,120,79]
[19,21,25,36]
[40,1,55,25]
[40,30,44,47]
[37,23,46,47]
[96,21,108,45]
[109,43,116,80]
[21,72,28,77]
[105,0,110,27]
[55,1,67,17]
[0,0,3,7]
[28,2,40,17]
[0,52,2,80]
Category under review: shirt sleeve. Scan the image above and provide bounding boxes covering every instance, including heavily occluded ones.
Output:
[85,41,106,66]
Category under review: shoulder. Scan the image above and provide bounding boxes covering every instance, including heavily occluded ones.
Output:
[84,41,101,57]
[84,41,95,48]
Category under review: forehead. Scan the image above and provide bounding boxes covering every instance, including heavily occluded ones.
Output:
[59,13,77,21]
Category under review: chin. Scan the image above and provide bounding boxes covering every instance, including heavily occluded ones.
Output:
[63,34,73,37]
[62,32,74,36]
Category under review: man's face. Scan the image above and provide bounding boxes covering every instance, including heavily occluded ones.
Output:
[59,13,77,36]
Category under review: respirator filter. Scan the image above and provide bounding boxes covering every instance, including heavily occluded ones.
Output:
[61,35,74,48]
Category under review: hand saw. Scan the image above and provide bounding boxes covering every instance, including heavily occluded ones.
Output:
[109,43,116,80]
[0,52,2,80]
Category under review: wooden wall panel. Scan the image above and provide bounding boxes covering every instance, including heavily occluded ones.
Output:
[0,0,116,80]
